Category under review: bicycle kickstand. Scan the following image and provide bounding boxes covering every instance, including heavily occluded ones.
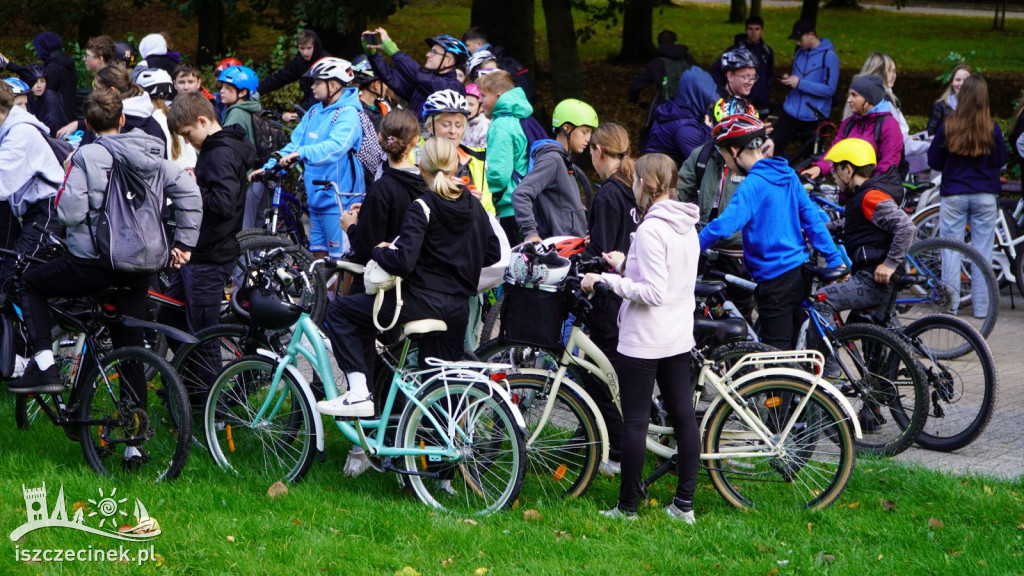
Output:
[641,454,678,498]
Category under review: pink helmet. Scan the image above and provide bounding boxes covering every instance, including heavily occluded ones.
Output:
[465,83,482,99]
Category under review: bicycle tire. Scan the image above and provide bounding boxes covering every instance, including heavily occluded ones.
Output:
[911,203,941,240]
[832,323,929,457]
[204,355,316,483]
[504,373,602,499]
[903,315,998,452]
[478,293,505,346]
[15,326,81,431]
[397,379,526,515]
[78,347,191,482]
[703,377,856,511]
[899,237,999,339]
[236,235,328,326]
[1012,240,1024,297]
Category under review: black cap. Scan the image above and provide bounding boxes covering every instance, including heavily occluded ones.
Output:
[788,20,815,40]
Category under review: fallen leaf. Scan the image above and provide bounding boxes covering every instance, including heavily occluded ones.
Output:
[267,481,289,499]
[806,522,814,534]
[73,501,88,512]
[880,499,897,511]
[928,517,944,529]
[473,568,489,576]
[983,485,994,496]
[649,498,659,507]
[523,509,542,522]
[394,567,420,576]
[291,517,303,526]
[441,556,454,567]
[950,550,963,557]
[848,501,861,509]
[462,519,479,526]
[227,535,236,542]
[554,530,572,541]
[878,554,884,560]
[154,553,165,567]
[118,524,133,533]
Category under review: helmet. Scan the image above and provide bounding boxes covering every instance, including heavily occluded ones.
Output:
[218,65,259,95]
[712,96,758,124]
[3,78,30,96]
[466,49,496,76]
[713,114,767,150]
[303,57,354,84]
[421,89,469,120]
[135,68,174,100]
[464,83,482,99]
[425,35,470,65]
[232,280,301,331]
[351,54,376,85]
[824,137,877,167]
[504,243,571,289]
[719,48,760,72]
[551,99,599,130]
[25,64,46,79]
[114,41,137,67]
[215,57,243,75]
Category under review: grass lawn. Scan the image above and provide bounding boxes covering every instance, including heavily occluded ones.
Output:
[1,391,1022,574]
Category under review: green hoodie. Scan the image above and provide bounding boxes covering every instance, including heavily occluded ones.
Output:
[223,99,262,147]
[485,87,532,219]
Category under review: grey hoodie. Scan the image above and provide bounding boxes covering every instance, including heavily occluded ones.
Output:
[0,106,63,216]
[511,140,587,240]
[57,129,203,260]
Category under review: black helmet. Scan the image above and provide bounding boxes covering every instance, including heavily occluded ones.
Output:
[115,41,138,67]
[719,48,760,72]
[233,281,301,330]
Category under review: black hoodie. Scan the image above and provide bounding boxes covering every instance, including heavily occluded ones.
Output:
[583,176,640,258]
[30,32,78,121]
[192,125,257,264]
[348,165,428,265]
[371,189,500,299]
[258,31,328,112]
[627,42,696,104]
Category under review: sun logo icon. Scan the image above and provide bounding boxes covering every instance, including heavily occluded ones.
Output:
[87,487,128,528]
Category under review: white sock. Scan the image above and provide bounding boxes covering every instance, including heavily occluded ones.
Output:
[125,446,141,459]
[34,350,55,371]
[345,372,369,398]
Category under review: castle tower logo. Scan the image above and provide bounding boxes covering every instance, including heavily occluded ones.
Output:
[9,483,161,542]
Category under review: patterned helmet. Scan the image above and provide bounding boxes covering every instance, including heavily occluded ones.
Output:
[504,243,571,289]
[466,49,497,76]
[426,35,470,65]
[421,89,469,120]
[303,57,354,84]
[218,65,259,95]
[3,77,30,95]
[215,57,244,75]
[351,54,376,85]
[712,96,759,124]
[135,68,175,100]
[114,41,138,67]
[713,114,767,150]
[719,48,760,72]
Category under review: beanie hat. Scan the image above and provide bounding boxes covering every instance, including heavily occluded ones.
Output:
[849,74,886,106]
[139,34,168,59]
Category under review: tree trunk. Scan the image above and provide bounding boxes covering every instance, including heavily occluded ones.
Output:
[76,0,106,47]
[618,0,655,63]
[825,0,858,6]
[800,0,819,25]
[541,0,584,101]
[750,0,763,19]
[195,0,224,66]
[471,0,536,74]
[728,0,747,23]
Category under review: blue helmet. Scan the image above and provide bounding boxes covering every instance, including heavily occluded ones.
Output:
[351,54,376,85]
[3,77,30,96]
[218,65,259,96]
[426,35,469,66]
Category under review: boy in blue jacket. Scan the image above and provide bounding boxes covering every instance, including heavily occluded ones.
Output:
[771,20,840,158]
[362,28,467,119]
[698,114,844,350]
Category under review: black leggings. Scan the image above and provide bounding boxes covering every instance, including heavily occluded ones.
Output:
[615,352,698,513]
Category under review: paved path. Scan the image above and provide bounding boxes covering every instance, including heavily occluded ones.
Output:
[675,0,1024,20]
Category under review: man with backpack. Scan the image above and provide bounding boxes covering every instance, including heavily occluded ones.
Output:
[711,17,774,116]
[628,30,696,107]
[771,20,840,158]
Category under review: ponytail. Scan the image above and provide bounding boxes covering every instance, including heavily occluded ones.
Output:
[419,137,462,200]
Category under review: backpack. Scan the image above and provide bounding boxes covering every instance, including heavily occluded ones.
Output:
[659,56,690,102]
[35,127,74,167]
[519,116,548,150]
[88,140,169,274]
[353,109,383,183]
[250,111,291,168]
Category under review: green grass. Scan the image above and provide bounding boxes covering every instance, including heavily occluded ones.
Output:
[1,391,1022,574]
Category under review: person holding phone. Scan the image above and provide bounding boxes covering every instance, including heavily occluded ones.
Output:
[361,28,467,119]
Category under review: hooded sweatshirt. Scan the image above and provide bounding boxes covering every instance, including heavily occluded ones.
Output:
[698,157,844,282]
[600,201,700,359]
[367,49,465,119]
[645,67,717,167]
[265,88,364,213]
[32,32,77,121]
[485,87,533,219]
[223,99,262,147]
[348,165,428,265]
[0,106,63,216]
[781,38,839,122]
[258,32,328,112]
[814,99,903,175]
[56,130,203,260]
[583,176,640,258]
[192,125,256,264]
[511,140,588,240]
[27,89,68,137]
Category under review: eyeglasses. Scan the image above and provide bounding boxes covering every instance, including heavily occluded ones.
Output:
[734,74,759,83]
[427,48,446,58]
[84,52,98,60]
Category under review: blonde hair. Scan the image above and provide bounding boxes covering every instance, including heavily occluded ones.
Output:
[634,153,678,216]
[589,122,635,187]
[476,70,514,96]
[419,137,462,200]
[856,52,898,107]
[937,64,972,105]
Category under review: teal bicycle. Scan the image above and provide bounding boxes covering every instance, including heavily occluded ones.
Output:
[203,255,528,515]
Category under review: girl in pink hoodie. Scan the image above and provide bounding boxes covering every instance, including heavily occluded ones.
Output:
[582,153,701,523]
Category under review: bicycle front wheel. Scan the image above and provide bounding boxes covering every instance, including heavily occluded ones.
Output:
[703,378,856,511]
[77,347,191,482]
[236,235,327,325]
[397,380,526,515]
[204,355,316,483]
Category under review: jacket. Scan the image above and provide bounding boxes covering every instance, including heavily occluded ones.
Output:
[677,142,742,251]
[583,176,639,257]
[371,189,501,299]
[627,43,696,104]
[348,165,428,265]
[644,66,717,167]
[781,38,839,122]
[814,100,903,175]
[367,50,465,118]
[223,99,262,147]
[79,93,167,154]
[192,125,256,264]
[698,157,844,282]
[56,130,202,260]
[600,200,700,359]
[32,32,78,121]
[258,33,327,112]
[511,140,588,240]
[928,121,1007,197]
[0,106,63,216]
[711,33,775,111]
[485,87,533,219]
[926,98,954,137]
[266,88,364,213]
[456,145,494,215]
[27,90,68,137]
[842,183,916,273]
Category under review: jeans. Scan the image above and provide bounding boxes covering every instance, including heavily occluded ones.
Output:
[939,193,997,317]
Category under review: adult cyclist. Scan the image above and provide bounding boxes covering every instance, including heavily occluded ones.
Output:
[362,29,467,118]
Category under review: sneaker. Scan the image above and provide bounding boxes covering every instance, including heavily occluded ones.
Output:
[858,405,883,433]
[598,460,621,477]
[316,392,374,418]
[599,506,637,521]
[122,450,150,472]
[7,363,65,394]
[343,449,371,477]
[665,503,696,524]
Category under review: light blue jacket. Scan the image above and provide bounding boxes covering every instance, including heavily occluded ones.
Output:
[265,88,364,213]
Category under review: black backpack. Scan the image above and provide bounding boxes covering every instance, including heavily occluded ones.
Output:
[250,111,291,168]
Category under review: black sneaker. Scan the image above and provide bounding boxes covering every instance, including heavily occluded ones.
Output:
[7,363,65,394]
[859,406,884,434]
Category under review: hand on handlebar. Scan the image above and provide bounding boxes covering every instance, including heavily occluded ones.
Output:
[801,166,822,181]
[278,151,300,168]
[580,273,604,293]
[601,251,625,272]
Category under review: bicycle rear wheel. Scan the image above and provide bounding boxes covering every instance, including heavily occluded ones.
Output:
[703,377,856,510]
[78,347,191,482]
[398,379,526,515]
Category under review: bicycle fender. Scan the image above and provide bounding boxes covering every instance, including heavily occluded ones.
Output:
[419,369,529,431]
[513,368,611,463]
[121,316,199,344]
[255,348,326,452]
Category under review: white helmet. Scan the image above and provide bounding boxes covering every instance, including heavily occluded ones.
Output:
[303,57,354,84]
[504,243,571,290]
[134,67,174,100]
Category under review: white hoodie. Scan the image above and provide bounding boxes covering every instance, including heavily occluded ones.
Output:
[0,106,64,216]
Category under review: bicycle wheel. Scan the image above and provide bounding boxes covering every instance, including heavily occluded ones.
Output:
[904,315,998,452]
[504,373,601,499]
[16,327,80,431]
[204,355,316,483]
[703,377,856,511]
[78,347,191,482]
[832,323,929,457]
[397,379,526,515]
[898,237,998,339]
[911,203,941,240]
[478,293,504,346]
[1012,243,1024,297]
[475,340,584,385]
[236,235,327,326]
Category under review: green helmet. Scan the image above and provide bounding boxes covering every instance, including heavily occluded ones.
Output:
[551,99,598,130]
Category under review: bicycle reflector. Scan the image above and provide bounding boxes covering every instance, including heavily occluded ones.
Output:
[490,371,507,382]
[764,396,784,409]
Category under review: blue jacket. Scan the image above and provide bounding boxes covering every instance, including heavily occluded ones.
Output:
[644,66,717,167]
[265,88,364,213]
[928,121,1007,196]
[781,38,839,122]
[698,157,843,282]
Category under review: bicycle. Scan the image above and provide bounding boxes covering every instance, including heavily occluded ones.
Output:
[787,103,838,172]
[202,257,528,515]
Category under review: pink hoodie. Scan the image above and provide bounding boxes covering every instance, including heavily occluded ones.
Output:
[600,200,700,360]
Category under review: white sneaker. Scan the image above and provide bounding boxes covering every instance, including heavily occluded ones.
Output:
[343,449,371,477]
[665,503,696,524]
[599,506,637,521]
[317,392,374,418]
[599,460,621,477]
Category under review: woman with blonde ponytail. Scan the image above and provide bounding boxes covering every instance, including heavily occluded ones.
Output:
[319,136,502,419]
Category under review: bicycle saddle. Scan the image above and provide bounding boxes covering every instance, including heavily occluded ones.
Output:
[803,265,849,283]
[695,281,727,298]
[693,317,749,343]
[400,319,448,341]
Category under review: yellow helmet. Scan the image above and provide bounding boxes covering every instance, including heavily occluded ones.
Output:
[824,138,876,167]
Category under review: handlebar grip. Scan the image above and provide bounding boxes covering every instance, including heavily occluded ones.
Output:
[311,180,332,187]
[594,282,611,294]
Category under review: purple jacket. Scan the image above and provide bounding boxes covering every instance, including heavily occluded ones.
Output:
[368,50,464,119]
[928,121,1007,196]
[814,100,903,175]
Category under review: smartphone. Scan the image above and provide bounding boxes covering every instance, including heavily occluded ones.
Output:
[364,33,381,45]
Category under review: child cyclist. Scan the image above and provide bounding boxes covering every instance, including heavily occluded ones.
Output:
[217,65,268,229]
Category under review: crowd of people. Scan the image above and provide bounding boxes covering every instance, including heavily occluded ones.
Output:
[0,16,1019,520]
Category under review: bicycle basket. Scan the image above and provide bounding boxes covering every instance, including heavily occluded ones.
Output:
[500,282,567,348]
